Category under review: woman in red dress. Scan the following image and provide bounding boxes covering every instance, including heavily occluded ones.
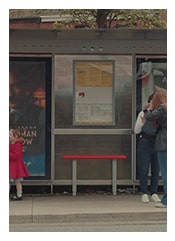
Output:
[9,128,29,201]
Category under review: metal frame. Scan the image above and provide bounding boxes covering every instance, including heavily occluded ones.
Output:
[72,59,115,126]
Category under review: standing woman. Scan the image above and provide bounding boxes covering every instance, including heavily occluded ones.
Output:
[144,90,167,208]
[9,128,29,201]
[134,93,160,203]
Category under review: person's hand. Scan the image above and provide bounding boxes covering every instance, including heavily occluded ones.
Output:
[140,115,146,123]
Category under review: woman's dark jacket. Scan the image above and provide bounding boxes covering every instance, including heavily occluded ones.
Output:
[144,104,167,151]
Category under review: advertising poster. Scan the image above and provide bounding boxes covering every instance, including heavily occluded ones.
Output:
[9,59,48,176]
[74,61,114,125]
[137,60,167,110]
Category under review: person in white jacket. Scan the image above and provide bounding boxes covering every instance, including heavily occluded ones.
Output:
[134,93,160,203]
[134,111,145,134]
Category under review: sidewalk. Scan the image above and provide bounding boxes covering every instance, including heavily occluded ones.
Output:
[9,193,167,224]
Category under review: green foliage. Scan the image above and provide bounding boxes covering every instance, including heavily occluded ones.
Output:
[9,9,167,29]
[53,9,167,29]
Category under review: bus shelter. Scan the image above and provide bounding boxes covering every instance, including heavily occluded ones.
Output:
[9,28,167,193]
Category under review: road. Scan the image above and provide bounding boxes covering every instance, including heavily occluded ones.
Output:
[10,221,166,232]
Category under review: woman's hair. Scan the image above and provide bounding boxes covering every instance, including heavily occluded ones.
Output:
[151,90,167,111]
[147,92,155,103]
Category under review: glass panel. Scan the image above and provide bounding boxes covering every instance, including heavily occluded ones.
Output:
[55,135,131,179]
[9,58,51,178]
[136,57,167,179]
[54,55,132,129]
[136,57,167,114]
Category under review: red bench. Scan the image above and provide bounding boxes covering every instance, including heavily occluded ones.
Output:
[63,155,127,196]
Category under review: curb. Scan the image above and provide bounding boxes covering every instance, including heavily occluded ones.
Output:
[10,211,167,224]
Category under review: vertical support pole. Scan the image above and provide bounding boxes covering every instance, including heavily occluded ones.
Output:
[72,159,77,196]
[50,182,53,194]
[112,159,117,195]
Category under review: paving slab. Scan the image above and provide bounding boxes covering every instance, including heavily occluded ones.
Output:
[9,193,167,224]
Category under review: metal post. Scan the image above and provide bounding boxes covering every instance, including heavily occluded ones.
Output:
[112,159,117,195]
[72,159,77,196]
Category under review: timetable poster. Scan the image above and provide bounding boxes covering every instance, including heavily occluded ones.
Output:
[74,61,114,125]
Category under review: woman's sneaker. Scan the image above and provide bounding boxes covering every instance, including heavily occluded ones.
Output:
[151,194,161,202]
[11,195,23,201]
[155,202,167,208]
[141,194,149,203]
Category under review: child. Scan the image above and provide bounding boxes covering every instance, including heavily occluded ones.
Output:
[9,128,29,201]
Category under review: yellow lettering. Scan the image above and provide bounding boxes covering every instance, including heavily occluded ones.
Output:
[31,130,37,137]
[23,138,33,145]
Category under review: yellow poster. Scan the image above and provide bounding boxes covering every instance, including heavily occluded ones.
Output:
[76,61,112,87]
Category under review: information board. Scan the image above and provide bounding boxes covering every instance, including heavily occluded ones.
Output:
[74,61,114,125]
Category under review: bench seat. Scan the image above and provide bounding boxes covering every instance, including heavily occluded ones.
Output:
[63,154,127,196]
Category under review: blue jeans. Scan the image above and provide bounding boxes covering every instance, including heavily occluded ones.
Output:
[137,138,159,194]
[157,151,167,205]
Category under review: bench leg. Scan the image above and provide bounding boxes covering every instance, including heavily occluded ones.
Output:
[72,159,77,196]
[112,159,117,195]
